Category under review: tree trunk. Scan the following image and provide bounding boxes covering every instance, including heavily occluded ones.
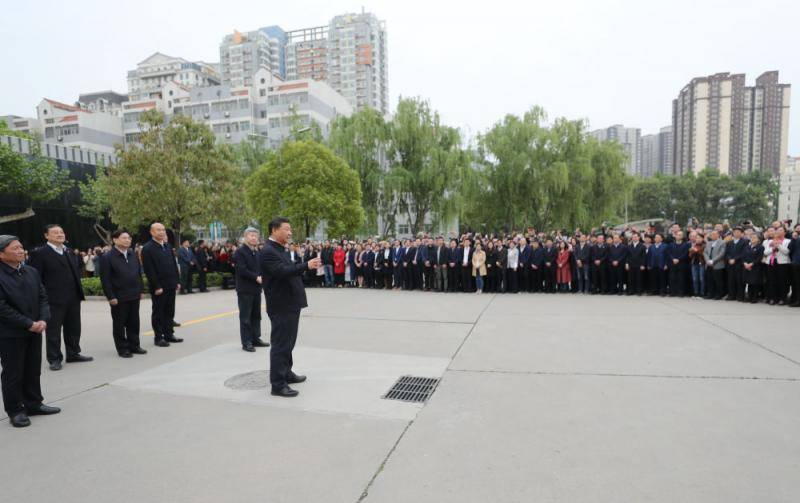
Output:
[305,217,311,240]
[172,219,182,248]
[0,207,35,224]
[93,223,112,245]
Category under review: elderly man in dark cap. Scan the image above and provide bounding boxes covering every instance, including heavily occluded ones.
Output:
[0,235,61,427]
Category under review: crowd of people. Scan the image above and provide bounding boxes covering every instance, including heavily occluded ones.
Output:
[293,220,800,306]
[2,217,800,427]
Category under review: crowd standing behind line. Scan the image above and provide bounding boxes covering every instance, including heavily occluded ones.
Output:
[291,220,800,307]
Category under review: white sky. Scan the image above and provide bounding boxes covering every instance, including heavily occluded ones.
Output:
[2,0,798,154]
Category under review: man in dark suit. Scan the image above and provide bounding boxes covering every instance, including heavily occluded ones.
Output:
[0,235,61,428]
[647,233,668,296]
[422,238,435,291]
[590,235,609,294]
[28,224,92,371]
[141,222,183,347]
[573,234,592,294]
[363,244,376,288]
[259,217,321,398]
[626,232,646,295]
[518,238,532,293]
[542,239,558,293]
[432,237,450,292]
[530,240,544,293]
[725,227,747,301]
[177,239,196,294]
[405,241,418,290]
[448,239,461,292]
[0,235,61,427]
[234,228,270,352]
[608,234,629,295]
[194,240,210,293]
[99,229,146,358]
[393,240,405,290]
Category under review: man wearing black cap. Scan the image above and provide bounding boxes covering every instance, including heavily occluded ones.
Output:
[0,235,61,427]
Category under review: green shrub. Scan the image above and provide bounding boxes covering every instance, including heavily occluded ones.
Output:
[81,272,229,296]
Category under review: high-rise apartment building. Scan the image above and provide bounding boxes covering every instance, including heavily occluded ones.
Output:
[640,126,673,177]
[326,12,389,115]
[672,71,790,176]
[127,52,220,102]
[589,124,642,176]
[225,11,389,115]
[778,156,800,225]
[285,26,329,82]
[219,27,286,87]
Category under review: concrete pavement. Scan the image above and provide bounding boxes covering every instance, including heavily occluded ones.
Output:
[1,289,799,502]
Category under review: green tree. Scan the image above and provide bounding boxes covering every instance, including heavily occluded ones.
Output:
[387,97,465,235]
[469,108,628,232]
[0,139,72,224]
[246,140,364,240]
[108,110,242,245]
[76,163,113,244]
[328,108,390,235]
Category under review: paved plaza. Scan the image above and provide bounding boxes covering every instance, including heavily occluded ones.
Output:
[2,288,800,502]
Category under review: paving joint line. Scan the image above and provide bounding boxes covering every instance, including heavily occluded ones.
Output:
[657,298,800,368]
[1,382,109,422]
[447,368,800,382]
[355,294,496,502]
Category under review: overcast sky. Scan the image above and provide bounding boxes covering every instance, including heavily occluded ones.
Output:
[3,0,797,153]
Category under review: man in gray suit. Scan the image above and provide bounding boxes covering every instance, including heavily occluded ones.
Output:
[704,230,727,299]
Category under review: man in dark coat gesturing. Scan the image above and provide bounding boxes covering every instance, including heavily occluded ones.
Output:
[259,217,321,398]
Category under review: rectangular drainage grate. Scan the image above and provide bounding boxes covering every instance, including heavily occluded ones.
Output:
[382,376,440,403]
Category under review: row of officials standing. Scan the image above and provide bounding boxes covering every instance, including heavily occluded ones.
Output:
[0,223,187,428]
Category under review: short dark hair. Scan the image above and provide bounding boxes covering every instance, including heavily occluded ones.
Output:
[111,229,130,240]
[43,224,62,235]
[269,217,290,234]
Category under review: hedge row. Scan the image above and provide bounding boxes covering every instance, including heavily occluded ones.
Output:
[81,272,227,296]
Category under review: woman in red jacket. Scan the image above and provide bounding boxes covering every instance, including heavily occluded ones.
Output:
[556,240,572,292]
[333,243,346,288]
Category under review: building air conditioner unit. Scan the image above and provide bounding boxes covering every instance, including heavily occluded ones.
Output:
[57,136,63,142]
[225,133,231,138]
[203,113,210,119]
[224,111,230,117]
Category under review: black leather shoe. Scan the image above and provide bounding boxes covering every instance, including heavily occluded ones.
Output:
[172,321,181,327]
[287,374,307,384]
[155,339,170,347]
[131,347,148,355]
[10,413,30,428]
[49,361,62,371]
[27,404,60,416]
[252,339,270,347]
[165,336,184,343]
[271,386,299,397]
[119,351,133,358]
[66,354,94,363]
[242,345,255,352]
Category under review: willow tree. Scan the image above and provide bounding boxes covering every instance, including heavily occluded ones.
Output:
[387,97,465,235]
[328,108,389,235]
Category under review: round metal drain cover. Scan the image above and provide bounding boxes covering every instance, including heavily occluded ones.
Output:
[224,370,268,390]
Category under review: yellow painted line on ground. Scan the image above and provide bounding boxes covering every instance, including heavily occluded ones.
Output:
[143,309,240,336]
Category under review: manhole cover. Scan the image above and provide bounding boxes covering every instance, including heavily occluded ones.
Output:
[224,370,268,390]
[382,376,440,403]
